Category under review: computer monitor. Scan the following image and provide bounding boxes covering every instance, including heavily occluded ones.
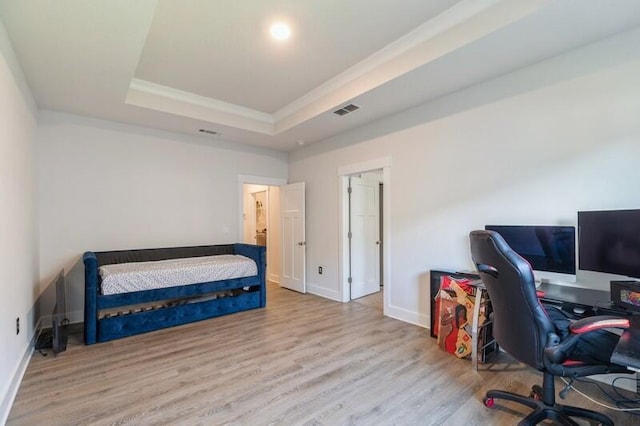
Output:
[485,225,576,278]
[578,209,640,279]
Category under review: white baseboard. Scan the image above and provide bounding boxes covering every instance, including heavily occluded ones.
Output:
[306,286,431,329]
[1,319,39,426]
[306,282,342,302]
[37,309,84,328]
[67,309,83,324]
[1,307,84,424]
[384,304,429,329]
[267,273,280,284]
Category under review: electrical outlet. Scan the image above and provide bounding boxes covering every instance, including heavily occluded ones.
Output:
[318,266,323,275]
[16,317,19,335]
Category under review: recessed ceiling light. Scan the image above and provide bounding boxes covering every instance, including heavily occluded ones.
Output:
[270,22,291,41]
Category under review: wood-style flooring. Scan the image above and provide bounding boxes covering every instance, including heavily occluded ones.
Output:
[8,282,639,425]
[351,286,383,312]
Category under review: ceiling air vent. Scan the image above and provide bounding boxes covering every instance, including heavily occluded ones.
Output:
[198,128,221,136]
[333,103,360,116]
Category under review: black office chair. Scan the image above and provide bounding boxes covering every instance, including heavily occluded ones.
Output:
[469,230,631,426]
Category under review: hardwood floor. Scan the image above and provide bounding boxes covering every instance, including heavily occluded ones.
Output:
[351,286,383,312]
[9,282,638,425]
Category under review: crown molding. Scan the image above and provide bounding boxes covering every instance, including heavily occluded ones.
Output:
[273,0,504,123]
[272,0,551,133]
[124,0,550,137]
[126,78,275,135]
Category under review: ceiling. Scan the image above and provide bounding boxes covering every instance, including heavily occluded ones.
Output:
[1,0,640,152]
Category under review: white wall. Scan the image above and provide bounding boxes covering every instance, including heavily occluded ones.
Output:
[0,19,38,424]
[37,111,288,321]
[289,30,640,328]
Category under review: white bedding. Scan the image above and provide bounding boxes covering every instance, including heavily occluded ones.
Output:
[99,255,257,295]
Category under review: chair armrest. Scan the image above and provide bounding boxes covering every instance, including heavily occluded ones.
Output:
[570,315,630,334]
[544,315,630,365]
[544,334,578,364]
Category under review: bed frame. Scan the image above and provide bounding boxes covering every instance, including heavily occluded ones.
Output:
[83,243,266,344]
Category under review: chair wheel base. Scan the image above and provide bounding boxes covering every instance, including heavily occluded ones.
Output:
[484,388,614,426]
[483,397,495,408]
[528,385,543,401]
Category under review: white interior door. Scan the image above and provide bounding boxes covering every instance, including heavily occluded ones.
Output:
[281,182,306,293]
[350,176,380,299]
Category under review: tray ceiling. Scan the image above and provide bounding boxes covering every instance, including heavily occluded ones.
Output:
[1,0,640,151]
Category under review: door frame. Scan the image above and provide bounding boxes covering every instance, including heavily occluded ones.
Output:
[337,158,391,314]
[238,175,287,283]
[238,175,287,240]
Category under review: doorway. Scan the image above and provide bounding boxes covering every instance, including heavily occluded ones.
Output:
[338,157,391,315]
[253,190,267,247]
[239,175,287,285]
[348,173,382,300]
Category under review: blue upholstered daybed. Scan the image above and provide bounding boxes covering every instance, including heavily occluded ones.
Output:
[83,243,266,344]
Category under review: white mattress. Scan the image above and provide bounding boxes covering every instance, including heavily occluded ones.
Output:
[99,255,258,296]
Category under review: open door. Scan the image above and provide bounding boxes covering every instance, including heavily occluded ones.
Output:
[349,176,380,299]
[241,181,284,284]
[281,182,306,293]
